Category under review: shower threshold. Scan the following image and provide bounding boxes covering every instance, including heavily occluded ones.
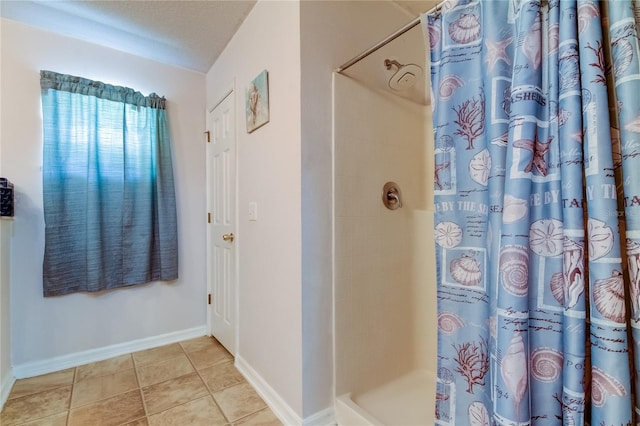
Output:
[336,370,435,426]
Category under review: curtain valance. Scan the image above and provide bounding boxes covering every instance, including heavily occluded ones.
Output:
[40,70,166,109]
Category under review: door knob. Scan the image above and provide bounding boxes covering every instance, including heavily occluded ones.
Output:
[222,233,235,242]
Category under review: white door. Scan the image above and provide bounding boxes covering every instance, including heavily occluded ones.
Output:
[207,91,236,355]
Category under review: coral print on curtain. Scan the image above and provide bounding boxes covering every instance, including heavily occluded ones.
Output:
[426,0,640,424]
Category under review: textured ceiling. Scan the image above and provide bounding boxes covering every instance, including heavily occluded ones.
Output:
[0,0,439,75]
[0,0,257,73]
[394,0,440,15]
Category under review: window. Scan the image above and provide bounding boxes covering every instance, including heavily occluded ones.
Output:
[40,70,178,296]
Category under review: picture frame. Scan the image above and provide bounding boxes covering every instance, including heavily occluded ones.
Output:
[245,70,270,133]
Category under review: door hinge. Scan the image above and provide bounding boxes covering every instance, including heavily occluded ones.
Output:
[208,212,211,223]
[204,130,210,143]
[208,294,212,305]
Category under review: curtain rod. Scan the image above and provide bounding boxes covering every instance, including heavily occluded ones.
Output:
[335,1,444,73]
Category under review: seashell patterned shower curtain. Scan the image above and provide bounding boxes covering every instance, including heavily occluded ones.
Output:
[426,0,640,424]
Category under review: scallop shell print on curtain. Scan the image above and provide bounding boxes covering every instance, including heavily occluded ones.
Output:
[427,0,640,424]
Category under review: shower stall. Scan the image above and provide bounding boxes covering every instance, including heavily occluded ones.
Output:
[333,15,438,426]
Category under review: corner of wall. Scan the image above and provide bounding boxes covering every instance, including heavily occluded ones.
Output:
[234,355,303,425]
[0,370,15,411]
[0,21,12,407]
[206,0,304,417]
[235,355,336,426]
[0,219,14,411]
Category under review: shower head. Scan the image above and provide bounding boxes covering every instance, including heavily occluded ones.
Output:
[384,59,403,70]
[384,59,423,91]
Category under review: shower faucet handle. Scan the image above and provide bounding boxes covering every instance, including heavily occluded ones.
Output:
[387,189,402,204]
[382,182,403,210]
[387,190,402,206]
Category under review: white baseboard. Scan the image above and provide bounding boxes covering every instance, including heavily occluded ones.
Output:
[235,355,303,425]
[1,371,16,411]
[12,325,208,379]
[234,355,335,426]
[303,406,336,426]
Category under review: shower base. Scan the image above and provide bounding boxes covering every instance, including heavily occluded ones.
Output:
[335,370,435,426]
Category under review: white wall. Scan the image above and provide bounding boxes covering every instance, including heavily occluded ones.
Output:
[0,217,11,406]
[0,17,11,404]
[1,19,207,367]
[206,0,303,418]
[299,0,422,416]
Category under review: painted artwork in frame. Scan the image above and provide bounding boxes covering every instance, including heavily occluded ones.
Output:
[245,70,270,133]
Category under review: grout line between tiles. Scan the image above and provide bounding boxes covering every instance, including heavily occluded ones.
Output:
[3,386,73,426]
[232,407,271,425]
[201,362,246,395]
[66,367,76,426]
[6,369,76,402]
[137,353,195,389]
[186,344,232,425]
[147,394,222,425]
[138,342,209,419]
[209,381,267,425]
[67,368,140,410]
[117,415,147,426]
[68,388,146,426]
[74,353,134,383]
[10,410,69,426]
[132,352,150,423]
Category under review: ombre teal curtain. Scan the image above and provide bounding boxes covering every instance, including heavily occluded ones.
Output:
[40,70,178,296]
[428,0,640,424]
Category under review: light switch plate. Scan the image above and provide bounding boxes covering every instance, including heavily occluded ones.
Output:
[248,202,258,221]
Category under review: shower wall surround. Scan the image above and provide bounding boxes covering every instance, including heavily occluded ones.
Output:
[334,73,436,396]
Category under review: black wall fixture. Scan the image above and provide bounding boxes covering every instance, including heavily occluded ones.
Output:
[0,178,14,217]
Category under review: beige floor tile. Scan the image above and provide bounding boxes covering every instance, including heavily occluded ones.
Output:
[71,369,138,408]
[186,344,232,371]
[233,408,282,426]
[148,395,227,425]
[213,383,266,422]
[142,372,208,415]
[133,343,184,366]
[8,368,75,400]
[2,338,274,426]
[137,354,194,387]
[122,418,149,426]
[199,361,244,392]
[179,336,219,353]
[19,411,69,426]
[68,389,145,426]
[1,386,71,425]
[75,354,133,382]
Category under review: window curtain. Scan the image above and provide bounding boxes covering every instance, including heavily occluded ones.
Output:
[40,70,178,296]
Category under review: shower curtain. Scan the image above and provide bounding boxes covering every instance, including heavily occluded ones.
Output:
[428,0,640,424]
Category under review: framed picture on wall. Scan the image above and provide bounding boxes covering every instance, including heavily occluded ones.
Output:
[245,70,270,133]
